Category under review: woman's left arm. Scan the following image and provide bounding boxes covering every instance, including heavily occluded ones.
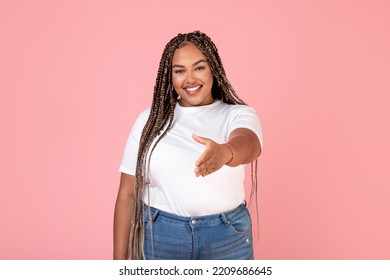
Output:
[192,128,261,177]
[225,128,261,166]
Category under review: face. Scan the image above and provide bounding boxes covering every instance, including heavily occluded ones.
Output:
[172,42,214,107]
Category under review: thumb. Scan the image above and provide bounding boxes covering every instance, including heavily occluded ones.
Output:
[192,133,207,145]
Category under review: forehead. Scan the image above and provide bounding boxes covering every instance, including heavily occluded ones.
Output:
[172,42,206,64]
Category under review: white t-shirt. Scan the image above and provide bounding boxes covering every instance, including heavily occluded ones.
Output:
[120,100,263,216]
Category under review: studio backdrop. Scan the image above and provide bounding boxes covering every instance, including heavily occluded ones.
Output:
[1,0,389,259]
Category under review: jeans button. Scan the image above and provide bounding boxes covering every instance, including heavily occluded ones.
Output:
[191,219,197,224]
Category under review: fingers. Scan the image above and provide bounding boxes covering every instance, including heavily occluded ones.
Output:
[192,134,211,166]
[192,133,223,177]
[195,151,211,166]
[194,151,211,177]
[192,133,207,145]
[194,164,216,177]
[194,152,219,177]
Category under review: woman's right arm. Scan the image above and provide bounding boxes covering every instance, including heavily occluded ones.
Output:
[113,173,135,260]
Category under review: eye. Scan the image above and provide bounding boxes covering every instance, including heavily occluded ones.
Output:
[174,69,185,74]
[195,66,205,71]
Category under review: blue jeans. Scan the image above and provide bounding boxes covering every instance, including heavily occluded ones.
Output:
[143,203,254,260]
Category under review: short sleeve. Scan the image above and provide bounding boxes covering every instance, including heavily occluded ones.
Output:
[119,108,150,175]
[228,106,263,150]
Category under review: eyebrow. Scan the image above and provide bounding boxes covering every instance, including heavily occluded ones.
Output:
[172,59,207,68]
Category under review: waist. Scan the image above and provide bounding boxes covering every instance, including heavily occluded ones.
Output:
[143,202,247,227]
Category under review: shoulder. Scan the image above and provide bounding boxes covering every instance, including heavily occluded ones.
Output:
[138,107,151,118]
[216,101,258,117]
[137,107,151,122]
[131,107,151,130]
[219,103,263,148]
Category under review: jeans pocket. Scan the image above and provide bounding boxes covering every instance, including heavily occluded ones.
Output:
[228,207,252,234]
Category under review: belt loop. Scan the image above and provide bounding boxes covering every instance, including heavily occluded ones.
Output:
[145,204,161,223]
[151,208,160,222]
[221,212,230,226]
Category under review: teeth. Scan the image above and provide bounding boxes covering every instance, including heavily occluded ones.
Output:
[186,86,201,92]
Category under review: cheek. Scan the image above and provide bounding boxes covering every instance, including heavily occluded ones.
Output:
[171,76,181,91]
[205,69,214,83]
[205,72,214,87]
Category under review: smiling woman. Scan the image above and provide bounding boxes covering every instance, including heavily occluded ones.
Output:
[114,31,263,260]
[172,43,214,107]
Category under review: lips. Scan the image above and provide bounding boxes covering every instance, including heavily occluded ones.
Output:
[184,85,202,95]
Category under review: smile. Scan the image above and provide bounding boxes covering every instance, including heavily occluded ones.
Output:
[184,85,202,95]
[185,85,201,91]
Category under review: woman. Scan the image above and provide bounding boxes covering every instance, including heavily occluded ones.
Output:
[114,31,263,260]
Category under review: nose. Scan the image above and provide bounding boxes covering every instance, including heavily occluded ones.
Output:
[185,71,196,84]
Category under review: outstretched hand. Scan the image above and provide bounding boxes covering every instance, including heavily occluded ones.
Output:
[192,133,232,177]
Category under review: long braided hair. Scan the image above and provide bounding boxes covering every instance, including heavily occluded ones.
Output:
[128,31,258,259]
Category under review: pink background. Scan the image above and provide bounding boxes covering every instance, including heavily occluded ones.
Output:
[1,0,389,259]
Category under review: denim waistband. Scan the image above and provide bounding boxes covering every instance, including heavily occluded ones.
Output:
[143,203,247,227]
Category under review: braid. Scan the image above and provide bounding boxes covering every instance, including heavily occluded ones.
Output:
[128,31,259,259]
